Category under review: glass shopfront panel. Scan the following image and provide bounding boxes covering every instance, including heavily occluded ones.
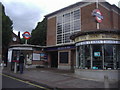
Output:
[77,45,91,69]
[104,45,114,69]
[117,45,120,69]
[84,45,91,69]
[92,45,103,69]
[76,44,120,70]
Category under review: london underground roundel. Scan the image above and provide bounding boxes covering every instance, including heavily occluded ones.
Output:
[92,9,103,23]
[22,31,31,39]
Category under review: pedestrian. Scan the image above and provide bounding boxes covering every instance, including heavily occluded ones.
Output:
[19,53,25,74]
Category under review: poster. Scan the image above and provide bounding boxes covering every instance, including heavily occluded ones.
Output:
[33,53,40,60]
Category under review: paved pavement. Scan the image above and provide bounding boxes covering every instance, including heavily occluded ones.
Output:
[2,66,119,89]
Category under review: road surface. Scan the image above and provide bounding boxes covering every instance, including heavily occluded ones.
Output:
[2,73,51,90]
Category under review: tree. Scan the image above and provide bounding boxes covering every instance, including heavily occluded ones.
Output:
[2,3,13,48]
[1,3,13,65]
[30,18,47,46]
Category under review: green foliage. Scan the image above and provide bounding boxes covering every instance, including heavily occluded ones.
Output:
[2,3,13,48]
[30,18,47,46]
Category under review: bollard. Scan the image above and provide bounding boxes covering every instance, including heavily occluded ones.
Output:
[14,62,17,73]
[104,75,109,88]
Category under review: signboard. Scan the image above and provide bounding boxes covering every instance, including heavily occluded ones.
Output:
[92,9,103,23]
[75,34,120,42]
[76,40,120,46]
[40,53,47,60]
[33,53,47,61]
[22,31,31,39]
[94,52,101,57]
[46,46,75,51]
[33,53,40,60]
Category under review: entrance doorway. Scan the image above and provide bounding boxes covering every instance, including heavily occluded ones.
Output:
[11,50,33,71]
[50,51,58,68]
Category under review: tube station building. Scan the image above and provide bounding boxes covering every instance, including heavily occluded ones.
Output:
[45,1,120,70]
[8,1,120,81]
[44,1,120,81]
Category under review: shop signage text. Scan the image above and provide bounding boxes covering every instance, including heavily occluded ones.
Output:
[75,34,120,42]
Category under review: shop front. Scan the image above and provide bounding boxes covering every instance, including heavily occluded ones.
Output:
[71,30,120,81]
[8,44,47,72]
[76,42,120,70]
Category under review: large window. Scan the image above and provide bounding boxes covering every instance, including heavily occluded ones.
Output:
[76,44,120,70]
[78,45,91,69]
[59,52,68,63]
[92,45,103,69]
[104,45,114,69]
[116,45,120,69]
[57,9,80,44]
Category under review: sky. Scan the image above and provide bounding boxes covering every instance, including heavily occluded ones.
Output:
[1,0,120,37]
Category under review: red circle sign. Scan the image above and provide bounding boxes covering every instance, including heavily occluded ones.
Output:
[92,9,103,23]
[95,9,102,23]
[22,31,31,39]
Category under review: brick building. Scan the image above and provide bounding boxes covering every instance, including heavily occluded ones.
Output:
[45,1,120,74]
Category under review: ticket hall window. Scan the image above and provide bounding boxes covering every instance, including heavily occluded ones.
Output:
[57,9,80,44]
[59,52,69,63]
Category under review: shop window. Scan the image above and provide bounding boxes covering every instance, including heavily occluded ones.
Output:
[117,45,120,69]
[59,52,68,63]
[76,43,120,70]
[79,46,85,68]
[92,45,103,69]
[104,45,114,69]
[84,45,91,69]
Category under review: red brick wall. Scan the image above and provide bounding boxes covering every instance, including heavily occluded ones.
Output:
[113,12,120,29]
[98,4,112,29]
[32,61,44,65]
[46,3,120,46]
[81,3,120,31]
[47,17,56,46]
[81,3,96,31]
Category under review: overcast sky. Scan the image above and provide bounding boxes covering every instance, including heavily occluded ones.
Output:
[1,0,120,37]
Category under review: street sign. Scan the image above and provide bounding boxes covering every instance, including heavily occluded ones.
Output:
[92,9,103,23]
[22,31,31,39]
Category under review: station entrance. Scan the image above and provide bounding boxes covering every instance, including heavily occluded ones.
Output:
[50,51,58,68]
